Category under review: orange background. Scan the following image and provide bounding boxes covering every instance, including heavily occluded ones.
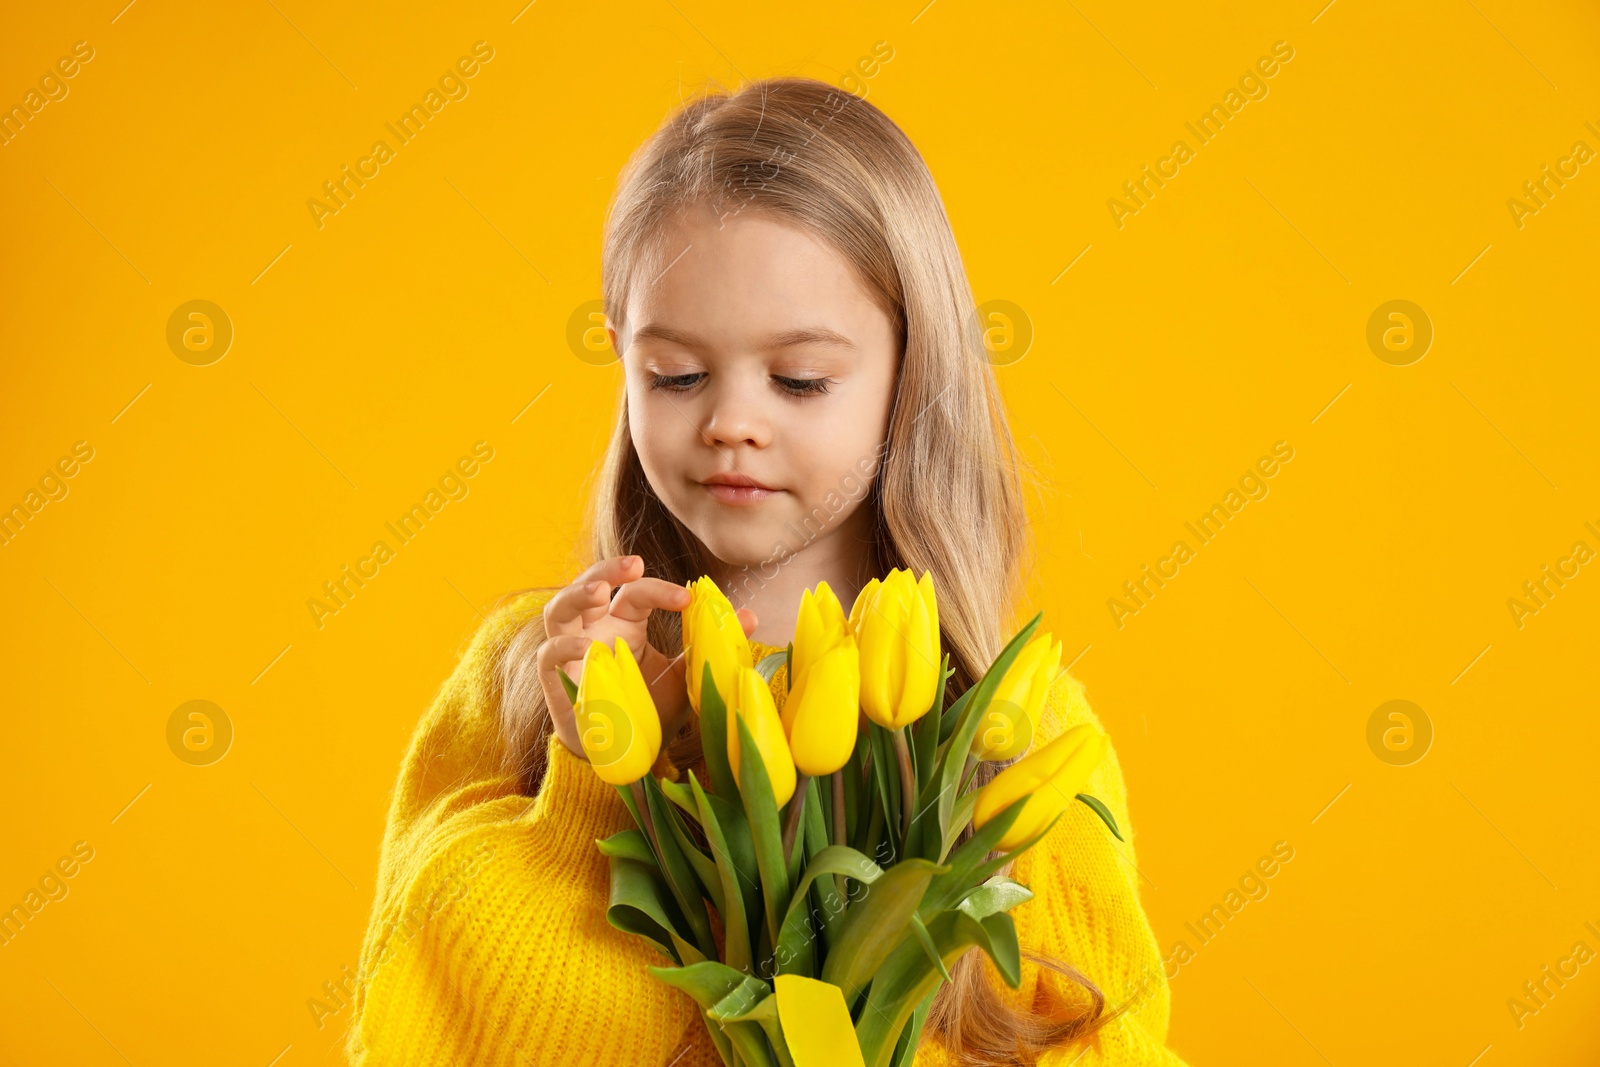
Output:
[3,1,1598,1064]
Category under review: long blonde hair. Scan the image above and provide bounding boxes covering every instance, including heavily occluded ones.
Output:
[495,76,1115,1063]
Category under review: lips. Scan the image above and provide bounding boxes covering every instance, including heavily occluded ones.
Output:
[701,471,777,491]
[699,471,781,505]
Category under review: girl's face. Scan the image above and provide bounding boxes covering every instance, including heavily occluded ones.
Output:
[613,200,899,570]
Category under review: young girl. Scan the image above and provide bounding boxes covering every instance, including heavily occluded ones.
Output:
[347,77,1188,1066]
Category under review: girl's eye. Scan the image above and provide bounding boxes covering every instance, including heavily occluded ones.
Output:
[649,373,704,391]
[774,375,836,397]
[647,373,837,398]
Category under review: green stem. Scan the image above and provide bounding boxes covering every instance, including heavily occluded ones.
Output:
[892,728,916,844]
[832,770,848,901]
[781,773,810,861]
[959,754,979,794]
[629,779,659,855]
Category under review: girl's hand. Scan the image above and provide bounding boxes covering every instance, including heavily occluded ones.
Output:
[536,555,757,760]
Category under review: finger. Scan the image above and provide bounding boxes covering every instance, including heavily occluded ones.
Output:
[608,577,691,625]
[536,634,595,699]
[542,557,646,635]
[735,608,759,637]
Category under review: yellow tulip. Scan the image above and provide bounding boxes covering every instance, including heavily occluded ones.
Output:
[682,576,753,714]
[972,724,1108,850]
[783,641,861,776]
[790,581,849,685]
[774,974,866,1067]
[727,665,798,806]
[853,568,941,729]
[574,637,662,786]
[970,631,1064,762]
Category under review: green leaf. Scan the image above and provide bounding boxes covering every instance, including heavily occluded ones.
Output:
[920,796,1031,916]
[852,910,1011,1067]
[1076,792,1124,841]
[557,664,579,705]
[699,662,741,801]
[801,785,846,954]
[658,776,701,820]
[659,790,725,914]
[604,855,685,962]
[888,988,936,1067]
[737,713,792,947]
[596,827,655,866]
[775,845,883,979]
[818,858,946,1001]
[643,776,718,960]
[936,685,974,745]
[649,960,747,1067]
[755,649,788,685]
[907,914,951,984]
[708,979,784,1067]
[689,774,753,974]
[930,613,1042,858]
[956,875,1033,921]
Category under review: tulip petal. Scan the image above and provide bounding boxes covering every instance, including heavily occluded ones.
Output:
[775,974,866,1067]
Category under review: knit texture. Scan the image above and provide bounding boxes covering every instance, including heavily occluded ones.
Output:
[346,590,1189,1065]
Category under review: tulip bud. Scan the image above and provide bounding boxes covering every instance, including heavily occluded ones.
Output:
[970,631,1064,762]
[784,641,861,776]
[972,724,1108,850]
[727,666,798,806]
[791,581,848,685]
[682,576,753,714]
[574,637,662,785]
[854,568,941,729]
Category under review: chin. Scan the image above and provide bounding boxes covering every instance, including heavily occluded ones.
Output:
[692,526,789,573]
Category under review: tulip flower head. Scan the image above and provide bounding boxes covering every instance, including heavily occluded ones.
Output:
[727,665,798,806]
[682,576,753,714]
[972,723,1108,850]
[574,637,662,786]
[970,631,1065,762]
[853,568,941,730]
[784,639,861,777]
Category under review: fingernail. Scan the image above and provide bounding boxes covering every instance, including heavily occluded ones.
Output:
[586,581,603,593]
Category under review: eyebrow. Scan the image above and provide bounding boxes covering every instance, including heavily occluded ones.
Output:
[628,323,858,352]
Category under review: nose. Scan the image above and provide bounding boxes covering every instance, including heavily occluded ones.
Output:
[698,376,771,450]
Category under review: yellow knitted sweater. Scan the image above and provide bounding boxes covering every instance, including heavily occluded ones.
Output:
[346,590,1189,1066]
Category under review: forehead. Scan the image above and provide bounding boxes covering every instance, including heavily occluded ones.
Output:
[623,205,884,354]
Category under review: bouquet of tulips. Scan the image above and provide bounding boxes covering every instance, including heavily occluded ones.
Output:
[557,568,1120,1067]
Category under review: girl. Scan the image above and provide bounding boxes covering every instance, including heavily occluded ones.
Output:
[347,77,1188,1066]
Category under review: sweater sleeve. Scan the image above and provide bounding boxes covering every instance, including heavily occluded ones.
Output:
[344,591,722,1066]
[1019,671,1188,1066]
[915,671,1190,1067]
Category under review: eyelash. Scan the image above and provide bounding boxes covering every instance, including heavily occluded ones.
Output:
[648,373,836,398]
